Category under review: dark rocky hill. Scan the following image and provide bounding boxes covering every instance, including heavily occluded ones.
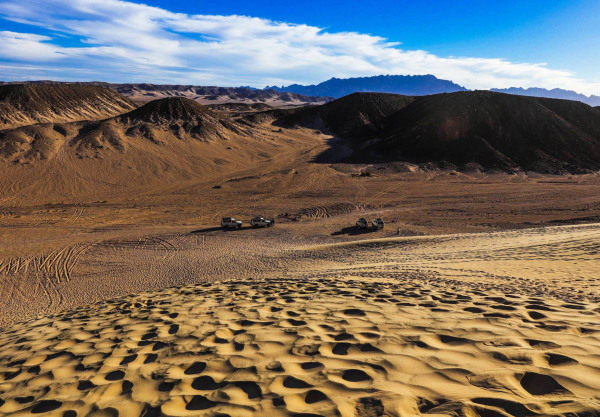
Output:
[373,91,600,172]
[280,91,600,173]
[106,97,242,145]
[121,97,215,124]
[277,92,415,137]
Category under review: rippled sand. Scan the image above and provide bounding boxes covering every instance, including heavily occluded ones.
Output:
[1,274,598,417]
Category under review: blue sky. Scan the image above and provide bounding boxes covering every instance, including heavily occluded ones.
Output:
[1,0,599,94]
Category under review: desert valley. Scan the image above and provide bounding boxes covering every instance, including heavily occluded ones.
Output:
[0,80,599,417]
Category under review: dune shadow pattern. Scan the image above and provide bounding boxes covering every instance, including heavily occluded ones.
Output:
[0,277,598,417]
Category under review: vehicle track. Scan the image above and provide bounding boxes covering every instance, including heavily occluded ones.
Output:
[0,243,92,284]
[94,235,178,251]
[298,202,376,219]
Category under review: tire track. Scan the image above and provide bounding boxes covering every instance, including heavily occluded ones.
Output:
[298,202,375,220]
[0,243,92,285]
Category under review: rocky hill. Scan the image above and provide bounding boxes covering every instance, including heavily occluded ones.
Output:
[116,97,242,142]
[107,84,329,106]
[0,81,330,108]
[280,91,600,173]
[276,92,415,137]
[0,97,247,163]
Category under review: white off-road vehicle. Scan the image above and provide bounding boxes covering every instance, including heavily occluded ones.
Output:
[221,217,242,228]
[356,217,369,229]
[250,216,274,227]
[372,218,385,230]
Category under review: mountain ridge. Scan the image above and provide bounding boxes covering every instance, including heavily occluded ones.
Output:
[491,87,600,107]
[266,74,467,98]
[4,83,600,173]
[0,81,330,107]
[5,78,600,107]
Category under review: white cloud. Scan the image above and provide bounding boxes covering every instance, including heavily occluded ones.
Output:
[0,31,65,61]
[1,0,599,95]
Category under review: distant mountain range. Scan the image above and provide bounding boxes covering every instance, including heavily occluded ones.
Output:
[266,75,467,98]
[491,87,600,107]
[267,75,600,107]
[4,77,600,108]
[0,81,329,107]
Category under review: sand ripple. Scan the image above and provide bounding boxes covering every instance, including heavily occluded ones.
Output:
[0,278,599,417]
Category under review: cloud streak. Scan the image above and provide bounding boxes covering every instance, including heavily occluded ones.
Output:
[1,0,599,95]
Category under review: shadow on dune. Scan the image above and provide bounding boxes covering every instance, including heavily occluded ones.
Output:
[191,225,262,234]
[331,226,379,236]
[190,227,224,234]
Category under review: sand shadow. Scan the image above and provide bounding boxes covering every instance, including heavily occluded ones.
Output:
[331,226,379,236]
[191,226,256,234]
[190,227,223,234]
[311,136,356,163]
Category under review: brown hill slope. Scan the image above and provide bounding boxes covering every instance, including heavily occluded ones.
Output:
[284,91,600,172]
[0,84,136,130]
[0,97,247,163]
[115,97,242,142]
[0,107,324,205]
[122,96,218,123]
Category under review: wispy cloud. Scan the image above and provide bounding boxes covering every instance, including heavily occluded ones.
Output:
[1,0,599,94]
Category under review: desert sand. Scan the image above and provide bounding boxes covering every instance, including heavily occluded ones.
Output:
[2,89,600,416]
[0,223,599,416]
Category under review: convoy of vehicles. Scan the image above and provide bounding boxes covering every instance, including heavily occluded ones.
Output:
[356,217,385,230]
[221,215,384,231]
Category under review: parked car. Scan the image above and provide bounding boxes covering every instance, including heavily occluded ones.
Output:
[372,218,385,230]
[250,216,274,227]
[221,217,242,228]
[356,217,369,229]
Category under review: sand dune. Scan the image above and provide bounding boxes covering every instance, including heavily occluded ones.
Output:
[299,223,600,303]
[0,275,598,417]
